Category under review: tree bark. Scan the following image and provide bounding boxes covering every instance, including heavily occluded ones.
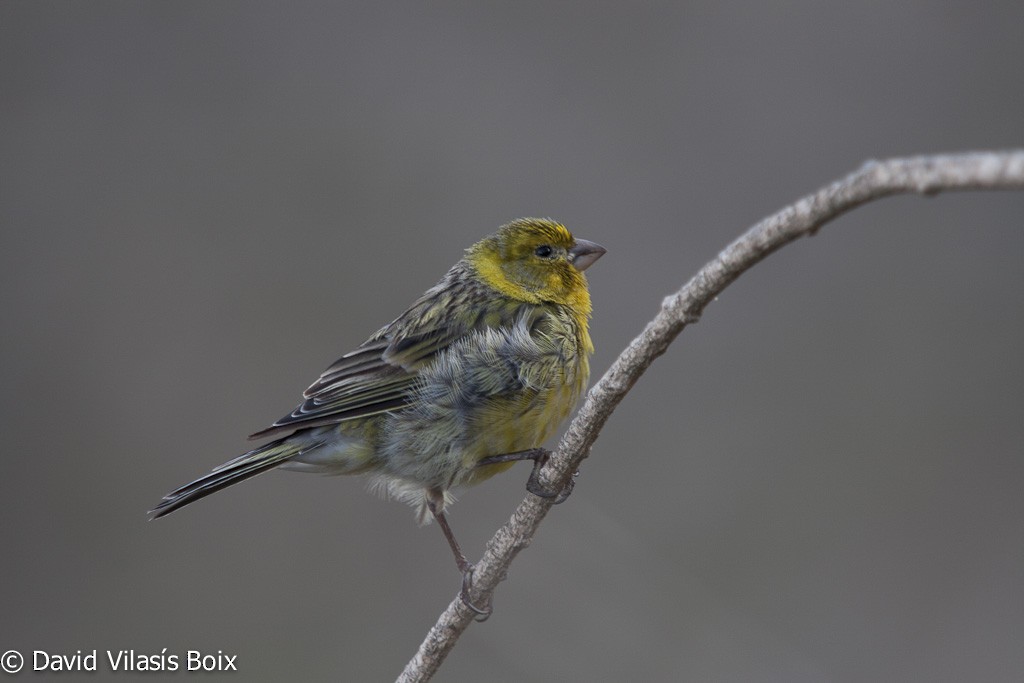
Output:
[396,150,1024,683]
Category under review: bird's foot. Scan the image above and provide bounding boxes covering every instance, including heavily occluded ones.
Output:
[459,564,492,622]
[526,450,576,504]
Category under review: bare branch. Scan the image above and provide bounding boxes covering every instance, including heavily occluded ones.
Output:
[397,150,1024,682]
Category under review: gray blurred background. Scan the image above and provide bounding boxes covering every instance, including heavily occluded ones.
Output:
[2,2,1022,681]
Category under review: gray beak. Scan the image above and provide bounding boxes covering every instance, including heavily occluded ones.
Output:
[569,238,607,272]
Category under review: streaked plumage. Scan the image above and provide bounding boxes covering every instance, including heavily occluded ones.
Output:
[151,218,604,550]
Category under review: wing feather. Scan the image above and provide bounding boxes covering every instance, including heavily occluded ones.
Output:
[249,264,498,440]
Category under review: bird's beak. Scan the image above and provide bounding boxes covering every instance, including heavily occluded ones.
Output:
[569,238,607,272]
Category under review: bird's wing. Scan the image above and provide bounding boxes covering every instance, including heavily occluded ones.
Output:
[248,285,491,440]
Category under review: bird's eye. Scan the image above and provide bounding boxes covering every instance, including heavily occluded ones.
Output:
[534,245,554,258]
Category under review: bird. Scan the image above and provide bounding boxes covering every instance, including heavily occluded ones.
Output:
[150,218,605,613]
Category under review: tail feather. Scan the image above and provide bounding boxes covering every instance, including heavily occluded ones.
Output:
[149,439,325,519]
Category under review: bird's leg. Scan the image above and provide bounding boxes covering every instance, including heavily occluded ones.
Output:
[476,448,575,504]
[429,499,471,574]
[428,498,492,620]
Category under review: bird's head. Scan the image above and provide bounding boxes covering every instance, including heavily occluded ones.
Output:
[467,218,606,309]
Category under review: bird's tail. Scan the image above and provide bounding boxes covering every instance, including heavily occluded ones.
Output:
[149,437,326,519]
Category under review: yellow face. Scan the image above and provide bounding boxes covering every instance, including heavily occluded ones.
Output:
[469,218,603,309]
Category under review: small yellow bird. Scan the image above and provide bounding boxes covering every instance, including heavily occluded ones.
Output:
[151,218,604,611]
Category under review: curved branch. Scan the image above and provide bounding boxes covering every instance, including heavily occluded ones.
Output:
[397,150,1024,682]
